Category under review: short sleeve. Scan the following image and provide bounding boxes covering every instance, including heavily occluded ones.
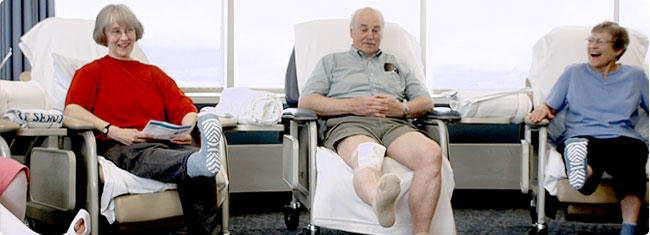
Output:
[152,67,197,124]
[545,66,571,111]
[65,62,100,112]
[300,55,332,96]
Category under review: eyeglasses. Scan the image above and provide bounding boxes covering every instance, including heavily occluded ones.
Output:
[585,38,613,45]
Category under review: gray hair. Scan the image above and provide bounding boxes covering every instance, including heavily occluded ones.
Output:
[350,7,384,29]
[592,21,629,60]
[93,4,144,46]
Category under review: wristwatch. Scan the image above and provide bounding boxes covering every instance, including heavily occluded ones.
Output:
[102,124,112,136]
[402,102,410,117]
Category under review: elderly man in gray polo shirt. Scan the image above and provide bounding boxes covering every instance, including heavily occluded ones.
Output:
[298,7,441,235]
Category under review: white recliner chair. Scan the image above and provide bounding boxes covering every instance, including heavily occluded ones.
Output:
[2,17,231,234]
[281,19,457,235]
[522,26,649,234]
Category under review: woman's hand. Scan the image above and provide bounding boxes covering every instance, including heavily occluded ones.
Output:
[170,134,193,145]
[528,103,556,123]
[107,126,153,145]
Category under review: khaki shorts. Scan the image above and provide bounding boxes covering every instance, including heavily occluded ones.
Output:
[322,116,432,151]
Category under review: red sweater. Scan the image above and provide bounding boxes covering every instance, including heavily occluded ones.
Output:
[65,56,197,136]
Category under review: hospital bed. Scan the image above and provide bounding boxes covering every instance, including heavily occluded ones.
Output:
[1,17,231,234]
[281,19,457,235]
[521,26,649,233]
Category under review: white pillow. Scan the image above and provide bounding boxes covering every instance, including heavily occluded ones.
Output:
[0,80,49,115]
[51,53,88,111]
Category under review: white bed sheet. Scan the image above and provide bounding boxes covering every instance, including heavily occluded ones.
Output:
[312,147,456,235]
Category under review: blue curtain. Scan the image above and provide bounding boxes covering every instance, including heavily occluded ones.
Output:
[0,0,54,81]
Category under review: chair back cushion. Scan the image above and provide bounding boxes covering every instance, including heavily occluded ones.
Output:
[293,19,424,95]
[527,26,648,106]
[527,26,649,144]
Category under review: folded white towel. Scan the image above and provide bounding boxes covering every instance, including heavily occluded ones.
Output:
[444,89,532,123]
[2,108,63,128]
[211,88,283,125]
[98,156,177,224]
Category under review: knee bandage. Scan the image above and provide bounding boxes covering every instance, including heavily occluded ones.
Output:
[355,142,386,171]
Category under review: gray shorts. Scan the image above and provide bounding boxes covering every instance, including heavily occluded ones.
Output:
[322,116,431,151]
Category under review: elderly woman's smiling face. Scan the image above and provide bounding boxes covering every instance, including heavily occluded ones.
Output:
[587,31,623,73]
[105,21,136,60]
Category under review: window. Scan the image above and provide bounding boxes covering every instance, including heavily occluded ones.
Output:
[619,0,650,63]
[426,0,614,91]
[233,0,420,90]
[55,0,224,89]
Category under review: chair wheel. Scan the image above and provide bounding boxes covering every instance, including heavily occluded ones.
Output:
[283,202,300,230]
[528,227,548,235]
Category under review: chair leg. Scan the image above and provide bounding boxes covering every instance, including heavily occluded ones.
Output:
[220,189,230,235]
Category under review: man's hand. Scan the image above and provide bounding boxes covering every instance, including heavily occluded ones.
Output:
[374,95,404,117]
[170,134,193,145]
[528,103,556,123]
[107,126,153,145]
[348,95,403,117]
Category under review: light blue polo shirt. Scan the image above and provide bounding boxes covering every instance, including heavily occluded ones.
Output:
[301,47,430,102]
[546,63,649,142]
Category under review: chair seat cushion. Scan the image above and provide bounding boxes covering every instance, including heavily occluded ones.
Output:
[114,190,183,223]
[557,179,649,204]
[311,147,456,235]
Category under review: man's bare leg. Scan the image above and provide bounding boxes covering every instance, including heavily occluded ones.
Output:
[337,135,401,227]
[387,132,442,234]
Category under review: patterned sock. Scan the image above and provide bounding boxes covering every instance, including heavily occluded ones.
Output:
[373,173,400,228]
[563,137,589,190]
[620,222,636,235]
[187,112,222,178]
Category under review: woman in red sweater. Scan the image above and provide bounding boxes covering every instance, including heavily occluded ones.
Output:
[64,4,222,234]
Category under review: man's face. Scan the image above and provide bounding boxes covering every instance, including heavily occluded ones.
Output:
[350,9,383,57]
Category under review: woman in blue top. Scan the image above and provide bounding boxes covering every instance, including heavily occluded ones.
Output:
[529,21,648,235]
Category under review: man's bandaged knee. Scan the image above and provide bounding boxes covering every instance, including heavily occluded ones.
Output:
[355,142,386,170]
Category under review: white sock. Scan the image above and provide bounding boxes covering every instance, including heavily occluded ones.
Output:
[65,209,90,235]
[373,173,401,228]
[187,112,222,177]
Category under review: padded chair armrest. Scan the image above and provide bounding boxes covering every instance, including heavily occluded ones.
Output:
[423,107,461,122]
[282,108,318,121]
[0,119,20,132]
[524,115,550,127]
[63,115,95,130]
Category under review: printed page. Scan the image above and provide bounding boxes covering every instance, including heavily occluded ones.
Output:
[142,120,194,140]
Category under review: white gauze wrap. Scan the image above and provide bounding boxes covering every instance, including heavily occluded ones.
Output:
[355,142,386,171]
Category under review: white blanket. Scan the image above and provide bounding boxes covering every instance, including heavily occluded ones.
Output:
[97,157,177,224]
[543,147,566,196]
[312,147,457,235]
[2,109,63,128]
[211,88,282,125]
[445,89,532,123]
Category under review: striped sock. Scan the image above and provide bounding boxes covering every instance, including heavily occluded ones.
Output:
[187,113,222,178]
[563,137,589,190]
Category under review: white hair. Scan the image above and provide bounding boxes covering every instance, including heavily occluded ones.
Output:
[350,7,384,29]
